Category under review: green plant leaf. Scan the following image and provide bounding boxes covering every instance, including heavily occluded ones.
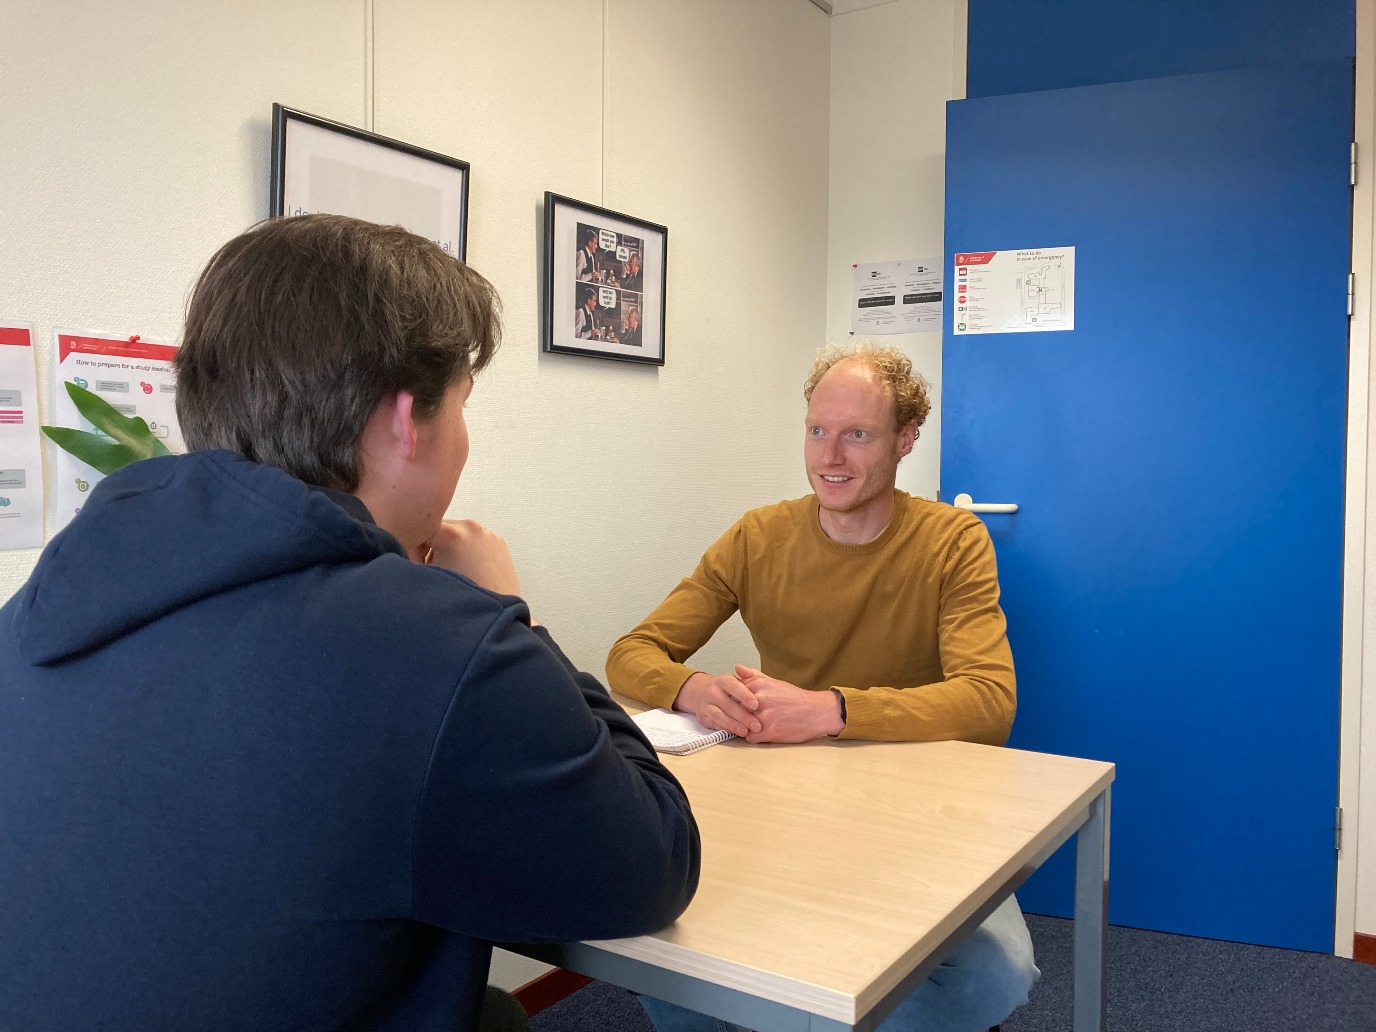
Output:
[61,380,171,460]
[40,427,145,476]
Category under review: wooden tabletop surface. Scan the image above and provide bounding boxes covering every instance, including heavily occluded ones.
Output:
[591,709,1115,1024]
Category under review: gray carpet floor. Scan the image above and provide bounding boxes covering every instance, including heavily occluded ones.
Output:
[529,915,1376,1031]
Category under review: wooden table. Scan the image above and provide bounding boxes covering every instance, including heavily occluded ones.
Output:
[513,732,1114,1031]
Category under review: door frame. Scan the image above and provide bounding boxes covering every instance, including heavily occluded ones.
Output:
[1338,0,1372,963]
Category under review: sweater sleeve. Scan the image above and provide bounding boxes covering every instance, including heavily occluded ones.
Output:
[410,606,700,943]
[604,522,745,709]
[836,522,1016,745]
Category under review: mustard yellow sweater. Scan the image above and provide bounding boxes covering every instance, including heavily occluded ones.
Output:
[606,491,1016,743]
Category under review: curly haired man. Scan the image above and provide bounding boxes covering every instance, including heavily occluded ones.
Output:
[608,341,1036,1032]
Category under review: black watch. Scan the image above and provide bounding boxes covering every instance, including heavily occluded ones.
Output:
[830,688,847,736]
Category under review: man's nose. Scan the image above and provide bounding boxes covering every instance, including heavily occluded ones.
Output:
[822,438,845,464]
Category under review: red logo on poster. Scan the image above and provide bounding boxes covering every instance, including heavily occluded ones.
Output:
[955,252,997,266]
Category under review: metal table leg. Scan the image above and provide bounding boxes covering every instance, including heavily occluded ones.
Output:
[1073,787,1110,1032]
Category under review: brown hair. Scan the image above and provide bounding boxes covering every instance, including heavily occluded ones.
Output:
[175,214,500,490]
[803,341,931,431]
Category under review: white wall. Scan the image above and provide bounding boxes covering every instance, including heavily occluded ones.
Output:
[825,0,963,500]
[2,0,831,988]
[370,0,828,690]
[0,0,367,592]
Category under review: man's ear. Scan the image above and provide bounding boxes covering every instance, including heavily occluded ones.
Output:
[394,390,420,461]
[897,420,918,458]
[363,390,421,466]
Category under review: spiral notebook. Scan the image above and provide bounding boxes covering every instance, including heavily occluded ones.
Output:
[632,708,735,755]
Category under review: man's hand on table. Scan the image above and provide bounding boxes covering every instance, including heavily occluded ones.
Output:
[673,672,763,737]
[734,664,845,743]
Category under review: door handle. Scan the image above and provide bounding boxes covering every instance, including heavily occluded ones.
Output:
[952,493,1019,514]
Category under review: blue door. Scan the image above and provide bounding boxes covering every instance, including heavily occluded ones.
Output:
[942,61,1351,950]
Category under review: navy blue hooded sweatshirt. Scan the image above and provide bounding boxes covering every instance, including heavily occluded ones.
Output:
[0,451,700,1031]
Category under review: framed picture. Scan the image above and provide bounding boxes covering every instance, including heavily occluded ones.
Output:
[543,192,667,366]
[270,104,469,261]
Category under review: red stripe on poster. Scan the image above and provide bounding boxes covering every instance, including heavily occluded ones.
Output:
[57,333,178,364]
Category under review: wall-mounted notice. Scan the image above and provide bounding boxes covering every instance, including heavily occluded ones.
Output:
[850,258,943,334]
[50,330,183,533]
[0,323,45,549]
[952,247,1075,335]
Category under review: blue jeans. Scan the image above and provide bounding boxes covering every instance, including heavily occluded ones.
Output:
[639,893,1038,1032]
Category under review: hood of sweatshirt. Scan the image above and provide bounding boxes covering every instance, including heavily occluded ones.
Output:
[8,450,405,665]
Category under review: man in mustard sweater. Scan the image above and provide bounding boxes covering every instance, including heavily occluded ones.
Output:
[606,342,1036,1032]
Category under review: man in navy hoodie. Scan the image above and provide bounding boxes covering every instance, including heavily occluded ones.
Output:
[0,214,700,1031]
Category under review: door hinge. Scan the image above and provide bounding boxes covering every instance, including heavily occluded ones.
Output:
[1352,142,1359,186]
[1348,273,1355,317]
[1336,806,1344,852]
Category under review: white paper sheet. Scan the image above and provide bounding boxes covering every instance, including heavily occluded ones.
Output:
[850,258,943,334]
[0,323,46,549]
[952,247,1075,335]
[50,329,183,533]
[631,708,735,754]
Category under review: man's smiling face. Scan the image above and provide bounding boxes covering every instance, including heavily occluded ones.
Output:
[803,360,915,524]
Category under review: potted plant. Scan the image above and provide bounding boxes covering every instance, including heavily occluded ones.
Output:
[42,380,172,474]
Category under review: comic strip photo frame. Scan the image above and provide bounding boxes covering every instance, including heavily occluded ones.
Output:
[543,192,667,366]
[271,104,470,261]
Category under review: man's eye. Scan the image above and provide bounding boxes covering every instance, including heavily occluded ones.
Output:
[851,430,867,439]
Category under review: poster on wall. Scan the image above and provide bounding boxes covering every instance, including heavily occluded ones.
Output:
[952,247,1076,334]
[542,192,668,366]
[270,103,470,260]
[850,258,943,334]
[49,330,183,532]
[0,323,45,549]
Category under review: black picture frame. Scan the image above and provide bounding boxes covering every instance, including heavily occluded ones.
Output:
[270,103,470,261]
[543,192,667,366]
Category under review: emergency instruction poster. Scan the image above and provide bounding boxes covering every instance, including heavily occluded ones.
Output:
[850,258,943,334]
[952,247,1075,334]
[0,323,45,549]
[50,329,183,532]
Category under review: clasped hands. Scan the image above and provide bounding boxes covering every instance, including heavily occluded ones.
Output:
[673,665,844,744]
